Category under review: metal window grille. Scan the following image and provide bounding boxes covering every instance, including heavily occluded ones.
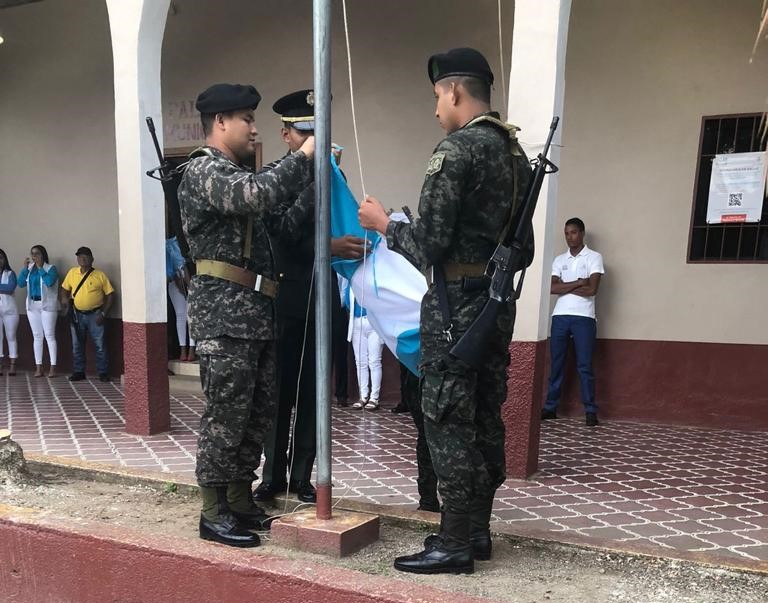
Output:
[688,113,768,263]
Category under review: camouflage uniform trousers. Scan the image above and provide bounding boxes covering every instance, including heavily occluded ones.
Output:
[419,286,514,515]
[401,364,439,508]
[195,336,277,487]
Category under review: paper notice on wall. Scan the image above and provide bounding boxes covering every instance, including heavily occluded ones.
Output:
[706,152,767,223]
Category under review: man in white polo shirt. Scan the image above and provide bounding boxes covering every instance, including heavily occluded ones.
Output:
[542,218,604,426]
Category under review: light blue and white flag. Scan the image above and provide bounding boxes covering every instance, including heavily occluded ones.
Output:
[330,160,426,376]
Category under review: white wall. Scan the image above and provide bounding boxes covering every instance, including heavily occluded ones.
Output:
[162,0,512,205]
[8,0,762,347]
[1,0,512,318]
[0,0,120,313]
[555,0,768,345]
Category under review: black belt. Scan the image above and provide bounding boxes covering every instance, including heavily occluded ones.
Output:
[30,296,41,301]
[75,306,102,315]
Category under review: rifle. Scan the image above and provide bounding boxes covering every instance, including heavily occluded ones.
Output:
[146,117,178,183]
[450,116,560,369]
[144,117,191,258]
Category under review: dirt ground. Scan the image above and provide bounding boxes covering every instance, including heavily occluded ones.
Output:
[1,466,767,603]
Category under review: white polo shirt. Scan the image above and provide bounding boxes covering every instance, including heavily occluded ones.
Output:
[551,245,604,319]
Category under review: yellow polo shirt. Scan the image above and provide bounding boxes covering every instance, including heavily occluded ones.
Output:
[61,267,115,312]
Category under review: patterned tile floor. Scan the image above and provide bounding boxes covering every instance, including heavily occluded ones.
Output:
[2,373,768,563]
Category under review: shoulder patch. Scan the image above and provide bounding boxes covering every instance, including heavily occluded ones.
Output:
[425,151,446,176]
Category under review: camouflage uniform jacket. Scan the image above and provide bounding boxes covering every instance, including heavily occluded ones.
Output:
[178,146,313,341]
[386,112,531,341]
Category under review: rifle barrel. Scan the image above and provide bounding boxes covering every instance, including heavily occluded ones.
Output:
[145,117,166,168]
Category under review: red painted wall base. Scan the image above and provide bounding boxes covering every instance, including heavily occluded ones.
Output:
[503,340,547,479]
[549,339,768,431]
[0,507,490,603]
[6,315,123,376]
[123,322,170,435]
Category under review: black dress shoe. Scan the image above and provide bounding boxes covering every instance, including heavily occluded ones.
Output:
[199,513,260,547]
[336,397,349,408]
[290,481,317,503]
[586,412,600,427]
[394,542,473,575]
[98,374,110,383]
[390,402,409,414]
[541,408,557,421]
[252,481,287,502]
[68,372,86,382]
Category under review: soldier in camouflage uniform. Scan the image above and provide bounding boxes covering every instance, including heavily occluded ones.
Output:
[178,83,315,548]
[359,48,532,574]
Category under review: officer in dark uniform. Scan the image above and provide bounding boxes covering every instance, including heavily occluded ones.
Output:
[255,89,367,504]
[178,83,315,547]
[360,48,532,574]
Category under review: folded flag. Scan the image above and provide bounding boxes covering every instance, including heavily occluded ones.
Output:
[330,160,426,376]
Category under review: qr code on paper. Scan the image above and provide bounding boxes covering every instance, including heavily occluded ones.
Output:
[728,192,743,207]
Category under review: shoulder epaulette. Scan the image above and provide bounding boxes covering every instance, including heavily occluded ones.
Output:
[188,146,216,160]
[466,115,521,140]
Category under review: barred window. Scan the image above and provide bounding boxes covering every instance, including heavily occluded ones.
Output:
[688,113,768,262]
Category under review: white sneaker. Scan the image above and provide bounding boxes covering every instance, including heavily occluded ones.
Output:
[352,399,366,409]
[364,399,380,410]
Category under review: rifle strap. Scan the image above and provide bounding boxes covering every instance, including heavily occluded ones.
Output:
[465,115,527,245]
[498,137,530,244]
[432,264,454,342]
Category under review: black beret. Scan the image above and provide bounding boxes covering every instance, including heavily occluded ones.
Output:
[75,246,93,257]
[195,83,261,114]
[427,47,494,86]
[272,89,316,131]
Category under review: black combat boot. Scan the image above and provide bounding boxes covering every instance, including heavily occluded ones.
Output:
[227,481,273,530]
[424,504,492,560]
[468,498,494,561]
[395,511,474,574]
[199,486,260,547]
[422,509,445,548]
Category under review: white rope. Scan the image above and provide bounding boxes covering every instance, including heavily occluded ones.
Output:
[282,264,316,516]
[342,0,367,200]
[498,0,508,119]
[333,0,375,511]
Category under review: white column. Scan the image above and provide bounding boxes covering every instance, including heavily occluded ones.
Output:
[501,0,572,479]
[106,0,171,435]
[106,0,170,325]
[508,0,572,343]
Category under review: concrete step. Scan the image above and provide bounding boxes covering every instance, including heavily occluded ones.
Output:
[168,360,199,377]
[168,373,202,394]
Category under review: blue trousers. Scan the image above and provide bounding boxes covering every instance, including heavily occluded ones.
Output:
[70,310,108,376]
[545,315,597,413]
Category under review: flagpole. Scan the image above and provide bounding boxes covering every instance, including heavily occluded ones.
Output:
[313,0,333,520]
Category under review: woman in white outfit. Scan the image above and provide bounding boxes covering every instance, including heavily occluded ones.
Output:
[166,236,195,361]
[0,249,19,376]
[345,288,384,410]
[18,245,59,377]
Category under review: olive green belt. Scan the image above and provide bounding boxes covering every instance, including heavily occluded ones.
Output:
[195,259,278,299]
[425,262,488,285]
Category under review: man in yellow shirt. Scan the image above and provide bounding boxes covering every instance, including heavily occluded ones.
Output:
[59,247,115,382]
